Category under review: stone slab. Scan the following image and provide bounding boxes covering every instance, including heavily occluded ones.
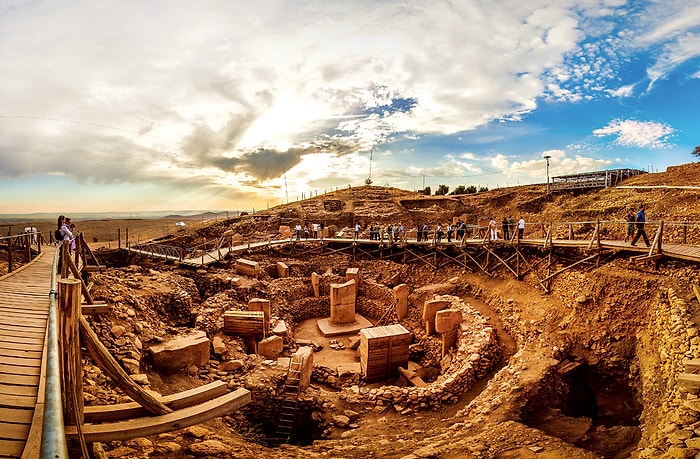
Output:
[317,314,373,337]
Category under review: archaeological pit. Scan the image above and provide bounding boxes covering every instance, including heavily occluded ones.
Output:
[79,178,700,458]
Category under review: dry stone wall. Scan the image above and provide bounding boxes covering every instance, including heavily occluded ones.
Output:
[636,288,700,457]
[336,295,501,409]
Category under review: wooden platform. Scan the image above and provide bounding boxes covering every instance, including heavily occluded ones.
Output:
[0,249,54,459]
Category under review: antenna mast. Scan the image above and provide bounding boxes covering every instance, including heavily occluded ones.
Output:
[365,145,374,185]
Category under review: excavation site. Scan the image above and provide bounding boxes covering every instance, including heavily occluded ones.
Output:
[53,164,700,458]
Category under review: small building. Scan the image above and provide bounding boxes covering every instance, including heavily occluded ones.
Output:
[550,169,646,191]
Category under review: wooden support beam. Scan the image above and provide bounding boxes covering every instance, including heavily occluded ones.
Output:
[648,221,664,257]
[678,373,700,389]
[82,301,110,315]
[65,388,251,443]
[542,253,600,283]
[398,367,427,388]
[693,284,700,305]
[79,315,172,416]
[684,359,700,374]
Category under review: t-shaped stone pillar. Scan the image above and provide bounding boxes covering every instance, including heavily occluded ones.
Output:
[330,279,356,325]
[435,309,462,356]
[248,298,270,335]
[422,299,450,335]
[393,284,409,320]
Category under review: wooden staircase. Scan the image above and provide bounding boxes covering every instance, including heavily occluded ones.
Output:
[273,358,304,444]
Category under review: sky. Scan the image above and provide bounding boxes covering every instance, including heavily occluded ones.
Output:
[1,0,699,214]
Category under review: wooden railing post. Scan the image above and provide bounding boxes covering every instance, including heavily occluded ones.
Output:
[26,233,32,262]
[58,278,84,426]
[7,236,13,273]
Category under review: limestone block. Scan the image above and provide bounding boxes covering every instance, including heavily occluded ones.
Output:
[423,299,450,335]
[277,261,290,278]
[150,330,210,370]
[293,346,314,391]
[435,309,462,333]
[257,335,284,359]
[248,298,271,334]
[312,272,320,297]
[279,225,291,239]
[272,319,288,335]
[235,258,260,278]
[346,267,360,294]
[393,284,409,320]
[330,279,357,325]
[212,336,227,356]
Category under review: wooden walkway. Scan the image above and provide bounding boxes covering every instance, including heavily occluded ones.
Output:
[132,234,700,267]
[0,248,54,459]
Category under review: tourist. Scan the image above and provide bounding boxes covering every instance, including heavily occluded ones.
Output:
[624,209,635,242]
[312,222,319,239]
[489,218,498,240]
[304,225,310,239]
[369,223,375,241]
[436,223,443,243]
[502,217,510,241]
[509,216,516,239]
[295,223,302,240]
[397,222,404,241]
[320,222,325,240]
[446,222,453,242]
[354,223,360,240]
[456,220,465,241]
[423,223,430,242]
[54,215,65,245]
[60,217,74,249]
[518,217,525,240]
[631,204,650,247]
[416,223,422,242]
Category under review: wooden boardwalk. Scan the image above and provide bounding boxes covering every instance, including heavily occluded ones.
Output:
[130,233,700,267]
[0,248,54,459]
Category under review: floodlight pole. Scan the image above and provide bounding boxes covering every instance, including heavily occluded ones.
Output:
[544,155,551,194]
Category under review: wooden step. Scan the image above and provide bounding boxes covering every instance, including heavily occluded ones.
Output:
[66,388,250,443]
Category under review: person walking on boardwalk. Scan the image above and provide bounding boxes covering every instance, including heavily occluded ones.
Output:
[624,209,635,242]
[354,223,360,240]
[631,204,650,247]
[446,222,453,242]
[518,217,525,240]
[502,217,510,241]
[295,223,302,240]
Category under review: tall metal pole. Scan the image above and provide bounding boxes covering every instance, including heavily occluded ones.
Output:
[544,155,551,194]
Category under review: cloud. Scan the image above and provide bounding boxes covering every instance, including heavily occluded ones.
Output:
[592,120,675,148]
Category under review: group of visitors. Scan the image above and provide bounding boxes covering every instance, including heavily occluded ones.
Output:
[55,215,76,250]
[366,222,405,241]
[295,222,325,240]
[487,216,525,241]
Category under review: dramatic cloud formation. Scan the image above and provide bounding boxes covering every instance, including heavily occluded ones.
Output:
[0,0,698,213]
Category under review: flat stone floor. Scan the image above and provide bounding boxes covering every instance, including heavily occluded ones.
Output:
[316,314,373,337]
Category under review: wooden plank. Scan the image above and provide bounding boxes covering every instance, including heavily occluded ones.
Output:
[0,383,38,397]
[0,421,31,440]
[0,341,44,352]
[0,394,36,409]
[0,363,41,376]
[65,388,251,443]
[0,348,43,360]
[0,355,42,368]
[685,359,700,374]
[0,372,40,386]
[0,439,24,457]
[84,380,228,423]
[82,301,110,315]
[0,407,33,424]
[678,373,700,388]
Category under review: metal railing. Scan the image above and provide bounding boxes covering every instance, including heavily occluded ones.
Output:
[40,246,69,458]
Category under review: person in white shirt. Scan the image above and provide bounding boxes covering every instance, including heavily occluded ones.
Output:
[354,223,361,239]
[518,217,525,240]
[312,222,319,239]
[489,218,498,240]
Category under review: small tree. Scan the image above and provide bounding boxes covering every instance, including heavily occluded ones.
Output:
[451,185,467,195]
[422,186,431,195]
[435,184,449,195]
[693,146,700,158]
[466,185,477,194]
[478,186,489,193]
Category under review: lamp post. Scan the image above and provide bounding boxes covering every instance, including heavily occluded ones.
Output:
[544,155,551,194]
